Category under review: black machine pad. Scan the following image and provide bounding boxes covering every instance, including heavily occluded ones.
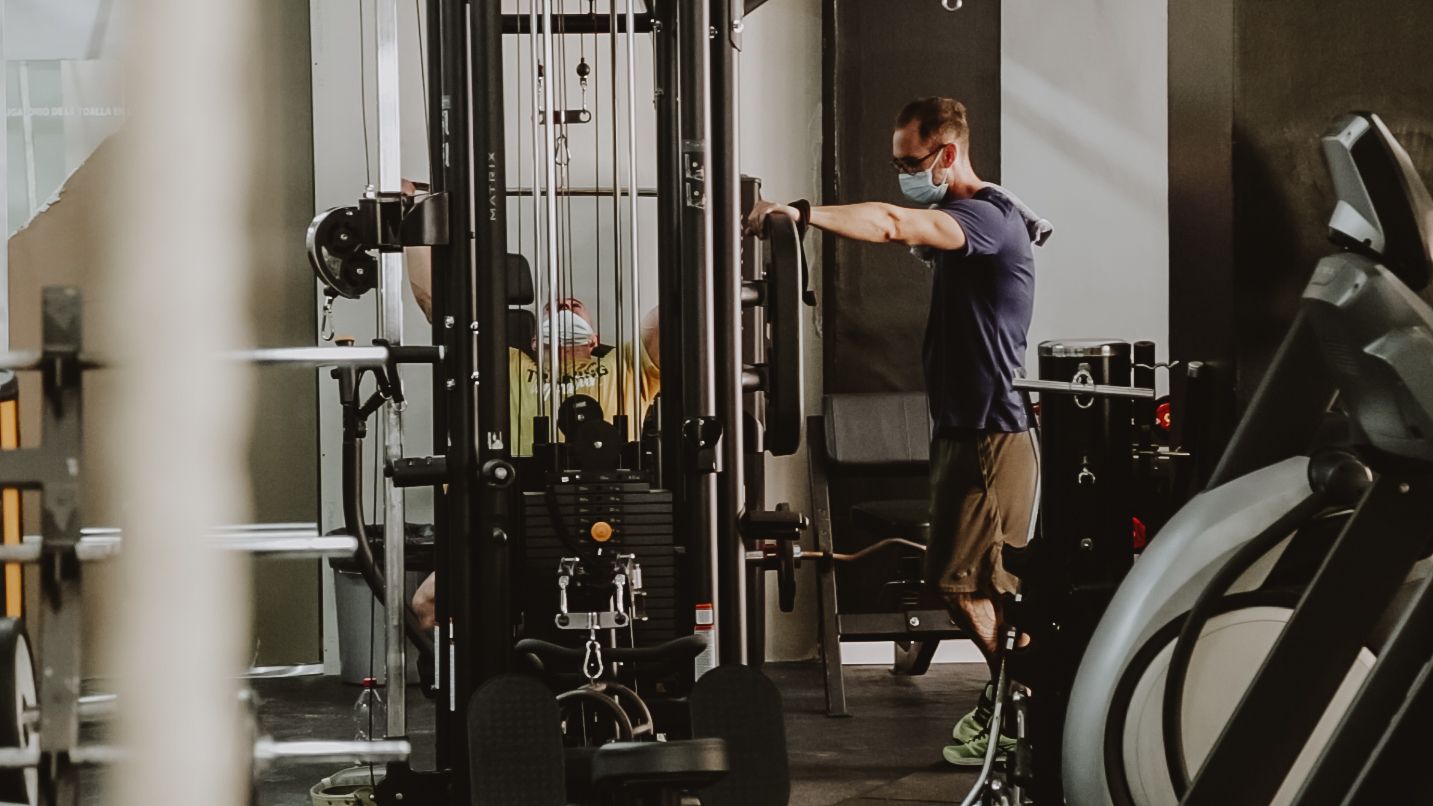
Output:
[689,666,791,806]
[468,674,565,806]
[850,499,932,542]
[823,393,931,466]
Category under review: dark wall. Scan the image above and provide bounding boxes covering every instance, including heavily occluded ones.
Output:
[1170,0,1433,406]
[1233,0,1433,396]
[823,0,1001,393]
[1167,0,1234,374]
[246,0,321,665]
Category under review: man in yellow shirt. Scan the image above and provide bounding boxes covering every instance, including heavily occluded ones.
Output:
[406,238,661,450]
[509,297,661,454]
[404,239,661,628]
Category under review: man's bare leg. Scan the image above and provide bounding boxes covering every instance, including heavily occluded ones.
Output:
[948,591,1030,682]
[949,592,1003,681]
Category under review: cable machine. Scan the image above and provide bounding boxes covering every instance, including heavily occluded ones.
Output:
[305,2,813,802]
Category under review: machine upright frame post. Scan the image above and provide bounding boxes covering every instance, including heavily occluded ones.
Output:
[427,0,474,780]
[472,0,513,688]
[709,0,746,665]
[653,0,701,648]
[677,0,720,670]
[374,0,408,739]
[655,0,685,508]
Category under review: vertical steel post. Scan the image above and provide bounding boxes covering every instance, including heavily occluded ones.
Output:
[374,0,409,737]
[655,0,685,499]
[679,0,720,669]
[530,0,547,425]
[709,0,746,665]
[472,0,513,687]
[540,0,562,430]
[625,0,645,433]
[427,0,473,775]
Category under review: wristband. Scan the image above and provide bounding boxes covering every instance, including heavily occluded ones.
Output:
[790,199,812,238]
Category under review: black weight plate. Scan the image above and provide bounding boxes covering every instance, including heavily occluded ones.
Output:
[0,619,37,806]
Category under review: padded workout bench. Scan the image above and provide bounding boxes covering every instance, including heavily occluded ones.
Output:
[808,393,965,717]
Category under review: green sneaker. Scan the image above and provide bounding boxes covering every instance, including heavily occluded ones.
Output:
[950,706,987,744]
[950,682,996,743]
[942,730,1017,767]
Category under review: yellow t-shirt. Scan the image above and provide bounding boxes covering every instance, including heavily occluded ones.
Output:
[508,344,661,455]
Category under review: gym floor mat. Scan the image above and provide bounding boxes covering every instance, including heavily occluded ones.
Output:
[72,661,985,805]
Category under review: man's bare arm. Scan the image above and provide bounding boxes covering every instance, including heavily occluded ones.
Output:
[810,203,967,250]
[746,199,967,251]
[406,246,433,322]
[401,180,435,323]
[411,571,436,631]
[641,306,660,369]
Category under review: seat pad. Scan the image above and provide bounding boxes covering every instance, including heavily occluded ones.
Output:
[851,499,932,542]
[590,739,729,787]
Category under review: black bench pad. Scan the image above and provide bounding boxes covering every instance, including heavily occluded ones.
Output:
[590,739,729,789]
[851,499,932,542]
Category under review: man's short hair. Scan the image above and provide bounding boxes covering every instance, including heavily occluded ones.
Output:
[894,97,970,147]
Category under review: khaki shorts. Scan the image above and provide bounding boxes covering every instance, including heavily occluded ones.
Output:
[925,431,1038,597]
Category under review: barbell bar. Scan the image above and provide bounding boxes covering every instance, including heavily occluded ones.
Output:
[0,531,359,564]
[0,345,443,372]
[1012,378,1156,400]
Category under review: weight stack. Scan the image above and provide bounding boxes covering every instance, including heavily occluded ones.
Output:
[1036,339,1135,588]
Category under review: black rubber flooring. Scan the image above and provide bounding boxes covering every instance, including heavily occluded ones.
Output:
[197,661,987,805]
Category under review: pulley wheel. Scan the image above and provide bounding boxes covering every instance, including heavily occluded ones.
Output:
[307,206,377,300]
[572,419,622,473]
[557,395,604,440]
[0,619,38,806]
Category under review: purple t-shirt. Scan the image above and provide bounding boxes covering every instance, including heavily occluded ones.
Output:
[922,187,1035,434]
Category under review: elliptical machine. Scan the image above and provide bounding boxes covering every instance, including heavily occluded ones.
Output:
[1063,111,1433,805]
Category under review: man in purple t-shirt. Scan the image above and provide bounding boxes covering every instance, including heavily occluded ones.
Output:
[748,97,1040,765]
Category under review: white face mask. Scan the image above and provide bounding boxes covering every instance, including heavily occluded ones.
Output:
[541,309,596,347]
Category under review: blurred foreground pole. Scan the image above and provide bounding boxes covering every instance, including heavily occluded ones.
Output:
[107,0,258,804]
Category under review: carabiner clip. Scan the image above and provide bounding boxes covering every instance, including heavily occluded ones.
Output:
[320,296,336,342]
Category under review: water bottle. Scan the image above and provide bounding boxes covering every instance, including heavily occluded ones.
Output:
[353,677,386,741]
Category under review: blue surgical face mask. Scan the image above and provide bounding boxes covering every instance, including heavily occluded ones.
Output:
[899,167,948,205]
